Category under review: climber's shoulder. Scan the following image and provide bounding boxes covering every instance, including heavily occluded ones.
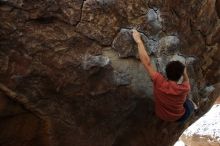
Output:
[151,71,164,82]
[181,81,191,90]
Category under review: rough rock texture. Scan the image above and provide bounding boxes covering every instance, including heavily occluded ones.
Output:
[0,0,219,146]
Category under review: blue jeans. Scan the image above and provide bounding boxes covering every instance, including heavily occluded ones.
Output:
[177,99,194,124]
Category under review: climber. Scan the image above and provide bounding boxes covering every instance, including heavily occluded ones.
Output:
[132,29,194,123]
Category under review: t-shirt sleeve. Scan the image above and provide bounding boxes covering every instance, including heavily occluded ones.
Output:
[181,81,191,91]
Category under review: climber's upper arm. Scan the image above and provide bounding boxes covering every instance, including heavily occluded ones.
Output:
[142,60,157,80]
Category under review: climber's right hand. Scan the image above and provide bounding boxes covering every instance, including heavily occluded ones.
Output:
[132,29,142,44]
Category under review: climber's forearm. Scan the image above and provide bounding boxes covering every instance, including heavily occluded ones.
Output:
[137,41,151,66]
[183,68,189,82]
[132,29,156,78]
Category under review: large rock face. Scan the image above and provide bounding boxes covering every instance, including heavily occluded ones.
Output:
[0,0,219,146]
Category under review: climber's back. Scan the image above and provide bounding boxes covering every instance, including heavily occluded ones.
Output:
[151,61,190,121]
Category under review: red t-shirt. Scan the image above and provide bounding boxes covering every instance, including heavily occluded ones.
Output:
[152,72,190,121]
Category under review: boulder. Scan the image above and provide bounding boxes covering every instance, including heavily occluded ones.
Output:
[0,0,219,146]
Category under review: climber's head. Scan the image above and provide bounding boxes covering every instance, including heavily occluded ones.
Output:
[165,61,185,82]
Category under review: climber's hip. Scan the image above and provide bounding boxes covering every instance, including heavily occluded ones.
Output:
[177,98,194,123]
